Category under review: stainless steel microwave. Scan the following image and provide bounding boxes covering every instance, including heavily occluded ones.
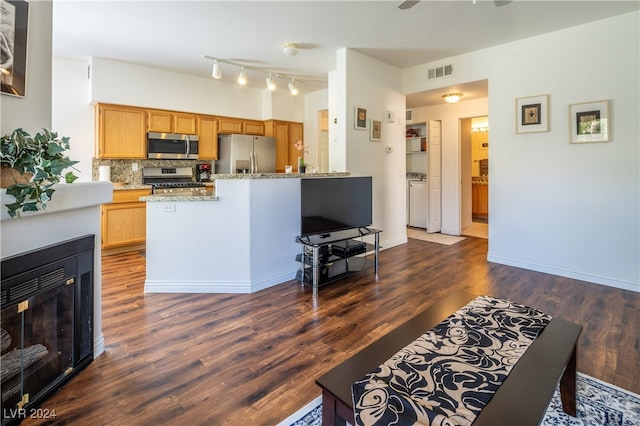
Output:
[147,132,199,159]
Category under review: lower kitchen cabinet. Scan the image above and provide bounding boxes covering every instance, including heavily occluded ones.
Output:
[101,189,151,250]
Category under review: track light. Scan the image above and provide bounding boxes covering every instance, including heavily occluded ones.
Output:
[288,79,299,95]
[203,55,317,94]
[212,60,221,79]
[442,93,463,104]
[266,74,276,91]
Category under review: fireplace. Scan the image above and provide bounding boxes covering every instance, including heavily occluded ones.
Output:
[1,235,95,425]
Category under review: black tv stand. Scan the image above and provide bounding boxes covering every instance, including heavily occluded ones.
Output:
[295,228,381,298]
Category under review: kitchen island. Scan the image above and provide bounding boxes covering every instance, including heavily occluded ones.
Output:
[142,172,348,293]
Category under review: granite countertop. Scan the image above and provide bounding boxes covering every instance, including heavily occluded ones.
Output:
[141,193,219,202]
[112,183,152,190]
[212,172,349,179]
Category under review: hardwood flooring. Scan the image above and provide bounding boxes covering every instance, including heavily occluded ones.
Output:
[25,237,639,425]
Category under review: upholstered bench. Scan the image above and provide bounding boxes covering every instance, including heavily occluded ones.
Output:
[316,291,582,426]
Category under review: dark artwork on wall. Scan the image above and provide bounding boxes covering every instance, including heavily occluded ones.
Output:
[1,0,29,97]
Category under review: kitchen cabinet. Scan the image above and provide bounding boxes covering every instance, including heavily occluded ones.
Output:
[101,188,151,250]
[472,183,489,215]
[265,120,303,172]
[218,117,244,134]
[217,117,265,136]
[147,110,197,134]
[96,104,146,159]
[243,120,265,136]
[197,116,219,160]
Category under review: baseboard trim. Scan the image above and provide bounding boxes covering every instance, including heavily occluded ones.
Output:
[487,253,639,293]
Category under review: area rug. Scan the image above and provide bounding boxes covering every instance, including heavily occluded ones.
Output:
[407,229,465,245]
[281,373,640,426]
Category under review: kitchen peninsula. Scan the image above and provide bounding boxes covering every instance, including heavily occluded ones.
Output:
[142,172,348,293]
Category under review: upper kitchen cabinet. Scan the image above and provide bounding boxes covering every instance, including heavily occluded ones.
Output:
[218,117,265,136]
[96,104,146,159]
[197,115,218,160]
[147,109,197,134]
[265,120,303,172]
[217,117,244,134]
[243,120,265,136]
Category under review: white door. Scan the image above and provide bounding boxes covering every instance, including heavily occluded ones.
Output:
[427,120,442,233]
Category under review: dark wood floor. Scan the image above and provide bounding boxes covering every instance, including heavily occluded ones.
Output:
[26,237,639,425]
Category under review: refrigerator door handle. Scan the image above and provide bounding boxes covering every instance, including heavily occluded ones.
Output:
[250,151,256,173]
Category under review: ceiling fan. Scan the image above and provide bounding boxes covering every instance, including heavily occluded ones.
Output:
[398,0,512,10]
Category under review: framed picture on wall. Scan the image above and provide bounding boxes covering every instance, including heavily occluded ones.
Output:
[516,94,549,133]
[569,100,610,143]
[355,106,367,130]
[1,0,29,97]
[370,119,381,141]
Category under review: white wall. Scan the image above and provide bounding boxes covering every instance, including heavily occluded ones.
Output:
[1,1,52,135]
[304,89,329,170]
[403,11,640,291]
[332,48,407,250]
[52,57,94,181]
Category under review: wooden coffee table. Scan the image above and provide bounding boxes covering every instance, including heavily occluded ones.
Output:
[316,291,582,426]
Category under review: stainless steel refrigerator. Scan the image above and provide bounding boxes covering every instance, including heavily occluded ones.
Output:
[217,134,276,174]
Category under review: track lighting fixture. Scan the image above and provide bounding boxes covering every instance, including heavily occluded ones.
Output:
[288,79,299,96]
[265,74,276,91]
[237,67,247,85]
[203,55,313,95]
[212,60,221,79]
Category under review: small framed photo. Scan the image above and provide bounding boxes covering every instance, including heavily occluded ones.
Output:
[516,94,549,133]
[1,0,29,97]
[569,100,610,143]
[370,119,381,141]
[355,106,367,130]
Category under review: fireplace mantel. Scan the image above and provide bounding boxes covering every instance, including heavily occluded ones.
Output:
[1,181,112,358]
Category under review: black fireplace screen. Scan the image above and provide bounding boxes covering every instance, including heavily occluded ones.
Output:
[1,235,94,425]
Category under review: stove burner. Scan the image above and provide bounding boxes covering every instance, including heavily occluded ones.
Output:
[150,182,205,189]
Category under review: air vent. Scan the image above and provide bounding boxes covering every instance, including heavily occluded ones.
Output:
[406,109,413,121]
[428,63,454,80]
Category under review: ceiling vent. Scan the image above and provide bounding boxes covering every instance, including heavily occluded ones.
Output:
[428,63,454,80]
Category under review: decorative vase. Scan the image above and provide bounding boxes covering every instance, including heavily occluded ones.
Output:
[298,165,306,174]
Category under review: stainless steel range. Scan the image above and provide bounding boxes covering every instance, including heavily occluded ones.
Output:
[142,167,206,195]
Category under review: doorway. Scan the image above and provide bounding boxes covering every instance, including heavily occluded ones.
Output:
[461,116,488,239]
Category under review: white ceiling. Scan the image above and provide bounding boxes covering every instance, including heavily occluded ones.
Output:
[52,1,638,107]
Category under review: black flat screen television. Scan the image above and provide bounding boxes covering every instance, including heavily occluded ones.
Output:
[300,177,372,237]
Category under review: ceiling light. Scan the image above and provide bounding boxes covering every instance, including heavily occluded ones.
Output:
[288,79,299,95]
[212,60,221,79]
[237,67,247,85]
[265,74,276,91]
[442,93,463,104]
[283,42,299,56]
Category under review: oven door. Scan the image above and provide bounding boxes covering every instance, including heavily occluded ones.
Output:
[147,132,199,159]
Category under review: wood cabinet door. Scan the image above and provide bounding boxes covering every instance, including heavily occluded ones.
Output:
[218,118,243,134]
[174,113,197,134]
[147,110,173,133]
[101,202,147,248]
[98,105,146,159]
[272,121,290,172]
[198,116,218,160]
[288,122,304,167]
[244,120,265,136]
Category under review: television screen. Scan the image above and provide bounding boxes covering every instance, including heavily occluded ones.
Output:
[300,177,372,237]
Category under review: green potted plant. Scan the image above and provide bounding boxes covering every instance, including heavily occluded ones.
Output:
[1,128,79,218]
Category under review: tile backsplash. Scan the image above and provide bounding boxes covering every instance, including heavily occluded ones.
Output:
[92,159,213,184]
